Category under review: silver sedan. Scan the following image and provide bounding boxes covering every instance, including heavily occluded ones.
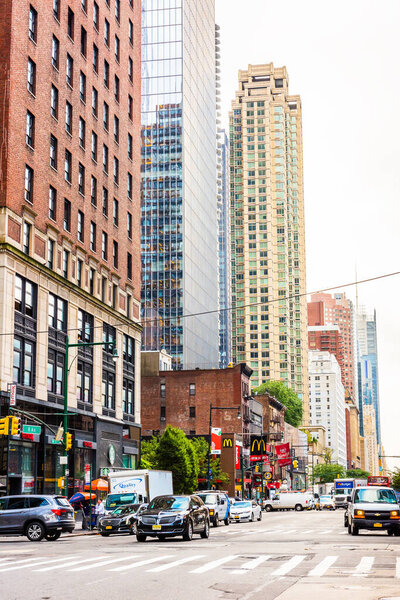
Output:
[230,500,262,522]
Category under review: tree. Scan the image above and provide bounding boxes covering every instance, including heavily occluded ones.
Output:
[153,426,199,494]
[346,469,370,479]
[313,463,345,484]
[323,447,333,464]
[253,380,303,427]
[140,436,159,469]
[191,437,229,487]
[392,468,400,491]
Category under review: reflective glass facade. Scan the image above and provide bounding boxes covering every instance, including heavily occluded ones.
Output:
[141,0,218,369]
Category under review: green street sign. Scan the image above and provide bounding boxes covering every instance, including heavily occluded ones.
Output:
[51,439,62,444]
[22,425,41,435]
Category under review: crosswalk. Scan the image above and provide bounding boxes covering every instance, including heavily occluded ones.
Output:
[219,527,335,536]
[0,552,399,579]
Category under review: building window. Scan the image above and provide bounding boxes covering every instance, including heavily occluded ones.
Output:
[13,337,35,387]
[66,53,73,87]
[129,20,133,45]
[62,249,69,279]
[78,309,93,343]
[115,0,120,23]
[78,162,85,195]
[89,268,95,294]
[127,212,132,239]
[64,198,71,231]
[113,157,119,184]
[49,186,56,220]
[127,172,132,199]
[48,239,55,269]
[29,5,37,42]
[160,406,166,420]
[103,101,109,130]
[81,0,87,12]
[91,176,97,206]
[102,187,108,216]
[27,58,36,95]
[93,1,99,29]
[92,44,99,73]
[112,241,118,269]
[102,231,108,260]
[77,361,93,404]
[77,259,83,287]
[160,383,166,397]
[127,252,132,280]
[128,95,133,120]
[123,379,134,415]
[102,372,115,410]
[128,133,133,160]
[52,36,60,70]
[65,101,72,135]
[80,71,86,102]
[67,7,74,39]
[114,75,120,102]
[128,57,133,83]
[79,117,86,148]
[51,85,59,119]
[189,383,196,396]
[103,144,109,173]
[14,275,36,318]
[104,59,109,88]
[80,26,87,57]
[23,222,31,255]
[189,407,196,418]
[77,210,84,242]
[113,198,118,226]
[115,35,120,62]
[65,150,72,183]
[104,18,110,46]
[91,131,98,161]
[48,293,67,331]
[24,165,34,204]
[90,221,96,251]
[92,87,98,117]
[47,349,64,395]
[50,134,58,169]
[26,111,35,148]
[113,115,119,143]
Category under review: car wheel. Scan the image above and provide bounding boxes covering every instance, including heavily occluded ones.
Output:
[45,531,61,541]
[295,504,302,512]
[344,516,348,528]
[183,520,193,541]
[136,534,147,542]
[200,519,210,539]
[224,518,229,526]
[258,511,262,521]
[26,521,45,542]
[394,529,400,537]
[213,516,219,528]
[348,523,352,534]
[100,532,110,537]
[351,523,359,536]
[265,505,272,512]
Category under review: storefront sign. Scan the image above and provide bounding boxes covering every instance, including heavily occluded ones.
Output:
[250,436,270,462]
[83,441,93,448]
[108,444,116,465]
[275,442,291,466]
[10,384,16,406]
[235,445,241,470]
[211,428,221,455]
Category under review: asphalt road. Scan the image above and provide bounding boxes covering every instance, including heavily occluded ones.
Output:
[1,509,400,600]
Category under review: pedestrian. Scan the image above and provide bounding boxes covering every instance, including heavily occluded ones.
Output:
[94,498,105,528]
[80,502,88,530]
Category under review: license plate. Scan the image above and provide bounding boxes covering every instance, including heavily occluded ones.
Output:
[373,523,382,527]
[152,524,162,530]
[235,516,240,519]
[106,526,112,530]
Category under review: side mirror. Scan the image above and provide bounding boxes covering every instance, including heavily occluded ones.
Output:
[347,496,351,502]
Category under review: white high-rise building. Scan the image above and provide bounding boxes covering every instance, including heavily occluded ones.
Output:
[308,351,347,467]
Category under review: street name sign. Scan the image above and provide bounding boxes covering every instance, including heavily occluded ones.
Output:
[22,424,41,435]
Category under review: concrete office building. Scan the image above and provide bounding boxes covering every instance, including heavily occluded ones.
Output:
[141,0,219,370]
[229,63,308,416]
[0,0,142,495]
[308,351,347,467]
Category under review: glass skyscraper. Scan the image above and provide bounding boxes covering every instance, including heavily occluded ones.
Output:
[357,308,381,446]
[141,0,219,369]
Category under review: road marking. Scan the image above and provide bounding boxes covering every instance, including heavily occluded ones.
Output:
[271,555,306,577]
[396,557,400,578]
[190,555,238,574]
[35,556,109,572]
[109,555,173,572]
[301,529,314,534]
[353,556,374,577]
[339,530,348,535]
[308,556,338,577]
[320,530,333,534]
[0,556,76,573]
[69,555,139,572]
[231,555,271,574]
[282,529,297,535]
[147,555,205,573]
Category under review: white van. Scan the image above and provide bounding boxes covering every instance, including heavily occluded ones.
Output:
[264,492,311,512]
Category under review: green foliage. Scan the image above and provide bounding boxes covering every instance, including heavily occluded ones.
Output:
[140,436,159,470]
[313,463,346,483]
[253,380,303,427]
[392,468,400,491]
[346,469,370,479]
[191,437,230,487]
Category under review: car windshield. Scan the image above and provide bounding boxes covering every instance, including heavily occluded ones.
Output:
[197,494,217,504]
[320,496,331,501]
[112,504,140,516]
[105,494,137,510]
[148,496,190,511]
[234,501,251,508]
[354,489,397,504]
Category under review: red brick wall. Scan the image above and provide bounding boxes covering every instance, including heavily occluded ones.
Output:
[307,301,324,326]
[0,0,12,206]
[1,0,141,298]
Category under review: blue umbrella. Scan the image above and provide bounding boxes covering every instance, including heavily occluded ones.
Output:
[69,492,96,504]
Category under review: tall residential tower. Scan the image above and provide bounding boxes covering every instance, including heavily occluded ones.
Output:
[141,0,219,370]
[229,64,308,414]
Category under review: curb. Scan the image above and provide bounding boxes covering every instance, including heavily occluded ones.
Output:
[66,530,99,538]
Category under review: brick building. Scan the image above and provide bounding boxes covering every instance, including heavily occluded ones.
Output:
[0,0,142,496]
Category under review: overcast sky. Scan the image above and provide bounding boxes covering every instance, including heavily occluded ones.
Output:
[216,0,400,471]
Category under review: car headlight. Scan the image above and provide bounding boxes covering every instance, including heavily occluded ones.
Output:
[390,510,399,517]
[355,510,364,517]
[209,509,214,515]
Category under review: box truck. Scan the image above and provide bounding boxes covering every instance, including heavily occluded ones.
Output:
[105,469,173,513]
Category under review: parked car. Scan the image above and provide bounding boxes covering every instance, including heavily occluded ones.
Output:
[347,486,400,536]
[135,495,210,542]
[264,492,311,512]
[319,495,335,510]
[230,500,262,522]
[0,495,75,541]
[98,503,147,536]
[195,491,230,527]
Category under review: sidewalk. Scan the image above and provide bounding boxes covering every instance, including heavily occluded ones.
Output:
[67,519,99,537]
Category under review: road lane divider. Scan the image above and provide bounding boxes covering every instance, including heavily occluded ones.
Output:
[271,555,305,577]
[190,555,238,574]
[308,555,338,577]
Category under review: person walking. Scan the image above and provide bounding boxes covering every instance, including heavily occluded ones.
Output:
[80,502,88,530]
[94,498,105,528]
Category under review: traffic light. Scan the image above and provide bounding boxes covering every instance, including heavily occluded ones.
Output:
[0,417,9,435]
[65,432,72,451]
[57,477,65,488]
[254,465,259,473]
[10,416,21,436]
[292,459,298,470]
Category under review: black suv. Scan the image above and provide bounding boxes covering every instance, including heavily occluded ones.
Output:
[0,495,75,541]
[135,494,210,542]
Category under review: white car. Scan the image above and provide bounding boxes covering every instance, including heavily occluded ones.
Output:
[230,500,262,522]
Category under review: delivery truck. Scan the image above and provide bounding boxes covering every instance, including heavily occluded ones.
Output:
[105,469,173,513]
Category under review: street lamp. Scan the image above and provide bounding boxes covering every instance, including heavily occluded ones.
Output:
[206,403,241,490]
[63,335,118,497]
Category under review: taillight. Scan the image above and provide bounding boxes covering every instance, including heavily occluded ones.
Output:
[51,509,67,517]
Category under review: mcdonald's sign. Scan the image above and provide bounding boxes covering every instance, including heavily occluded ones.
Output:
[250,436,268,462]
[222,438,233,448]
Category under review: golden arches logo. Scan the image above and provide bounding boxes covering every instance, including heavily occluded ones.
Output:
[222,439,233,447]
[251,438,266,453]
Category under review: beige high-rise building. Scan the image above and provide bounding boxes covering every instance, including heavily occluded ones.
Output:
[229,63,308,419]
[363,404,379,475]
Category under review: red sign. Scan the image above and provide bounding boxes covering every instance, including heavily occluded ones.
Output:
[84,464,91,484]
[22,433,34,441]
[83,441,93,448]
[211,428,221,455]
[367,476,389,487]
[275,443,291,466]
[250,454,270,463]
[235,445,241,470]
[10,384,17,406]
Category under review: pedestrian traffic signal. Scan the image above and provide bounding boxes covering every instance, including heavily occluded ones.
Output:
[10,416,21,436]
[0,417,9,435]
[65,432,72,451]
[57,477,65,488]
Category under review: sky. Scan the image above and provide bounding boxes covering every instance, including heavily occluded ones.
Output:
[216,0,400,470]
